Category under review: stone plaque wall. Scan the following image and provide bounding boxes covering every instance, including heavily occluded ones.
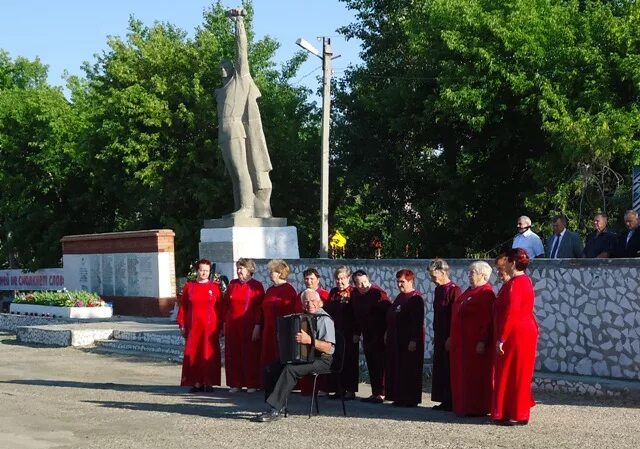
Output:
[251,258,640,381]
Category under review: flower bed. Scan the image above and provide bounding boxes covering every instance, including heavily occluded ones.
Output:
[10,290,112,319]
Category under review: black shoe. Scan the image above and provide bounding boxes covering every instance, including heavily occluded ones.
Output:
[493,419,528,426]
[361,395,383,403]
[253,408,282,423]
[432,403,451,411]
[188,386,204,393]
[392,401,417,407]
[508,419,528,426]
[203,385,214,393]
[344,391,356,401]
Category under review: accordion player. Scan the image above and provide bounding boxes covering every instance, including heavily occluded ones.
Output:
[277,313,318,364]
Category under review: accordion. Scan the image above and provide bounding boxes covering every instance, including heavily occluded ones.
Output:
[277,313,318,364]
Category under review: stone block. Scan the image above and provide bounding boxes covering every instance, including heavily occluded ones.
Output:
[575,358,592,375]
[583,303,597,316]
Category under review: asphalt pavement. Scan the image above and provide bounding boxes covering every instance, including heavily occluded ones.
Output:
[0,332,638,449]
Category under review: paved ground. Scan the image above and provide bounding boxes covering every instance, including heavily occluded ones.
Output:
[0,332,638,449]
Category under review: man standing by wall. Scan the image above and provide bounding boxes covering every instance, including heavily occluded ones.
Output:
[512,216,545,259]
[615,210,640,257]
[545,215,584,258]
[583,213,617,258]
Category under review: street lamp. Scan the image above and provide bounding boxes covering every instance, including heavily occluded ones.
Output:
[296,37,339,258]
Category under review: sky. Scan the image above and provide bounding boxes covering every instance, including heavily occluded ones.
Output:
[0,0,363,94]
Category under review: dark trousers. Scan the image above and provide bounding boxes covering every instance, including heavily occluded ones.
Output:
[363,341,385,396]
[264,356,332,411]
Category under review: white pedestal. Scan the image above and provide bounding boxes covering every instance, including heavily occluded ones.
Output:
[199,225,300,279]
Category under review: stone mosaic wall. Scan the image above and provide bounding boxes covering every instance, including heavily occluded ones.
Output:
[252,258,640,382]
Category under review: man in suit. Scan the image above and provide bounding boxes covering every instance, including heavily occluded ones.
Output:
[615,210,640,258]
[583,213,617,258]
[545,215,584,258]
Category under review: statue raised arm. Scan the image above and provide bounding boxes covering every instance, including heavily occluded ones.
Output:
[215,8,273,219]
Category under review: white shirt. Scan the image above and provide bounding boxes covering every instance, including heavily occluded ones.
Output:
[512,229,544,259]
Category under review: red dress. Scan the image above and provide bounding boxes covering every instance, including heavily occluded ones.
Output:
[385,291,425,406]
[352,285,390,397]
[324,286,360,393]
[259,282,301,372]
[449,283,495,416]
[492,275,538,422]
[177,280,222,386]
[431,281,462,406]
[222,278,264,389]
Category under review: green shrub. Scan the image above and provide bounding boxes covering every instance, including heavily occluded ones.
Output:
[13,290,105,307]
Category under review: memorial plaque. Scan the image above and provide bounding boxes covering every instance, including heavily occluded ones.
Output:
[138,255,154,297]
[61,229,177,317]
[101,254,114,296]
[80,256,90,291]
[89,255,101,292]
[115,254,126,295]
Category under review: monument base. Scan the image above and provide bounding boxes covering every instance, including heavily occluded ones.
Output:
[199,219,299,279]
[104,296,177,317]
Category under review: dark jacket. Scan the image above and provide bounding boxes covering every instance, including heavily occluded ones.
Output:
[545,230,584,258]
[615,227,640,258]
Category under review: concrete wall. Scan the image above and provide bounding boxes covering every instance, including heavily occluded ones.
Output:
[251,258,640,382]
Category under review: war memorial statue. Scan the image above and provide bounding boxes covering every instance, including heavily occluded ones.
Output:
[202,8,299,279]
[216,8,273,219]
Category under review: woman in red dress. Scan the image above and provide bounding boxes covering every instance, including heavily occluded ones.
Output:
[492,248,539,425]
[259,259,301,379]
[448,261,495,416]
[324,265,359,399]
[177,259,222,392]
[427,258,462,411]
[222,258,264,393]
[385,269,425,407]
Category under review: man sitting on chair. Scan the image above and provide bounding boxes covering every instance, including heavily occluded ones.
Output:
[254,288,335,422]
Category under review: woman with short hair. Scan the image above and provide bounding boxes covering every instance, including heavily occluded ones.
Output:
[324,265,359,400]
[259,259,301,380]
[427,258,462,411]
[492,248,539,426]
[177,258,223,392]
[448,261,495,416]
[222,258,265,393]
[385,269,425,407]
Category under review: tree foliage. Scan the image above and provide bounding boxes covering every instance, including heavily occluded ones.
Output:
[2,0,640,270]
[333,0,640,257]
[0,1,321,272]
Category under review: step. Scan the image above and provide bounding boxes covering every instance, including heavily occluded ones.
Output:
[93,339,184,362]
[112,329,184,347]
[533,371,640,400]
[16,325,114,347]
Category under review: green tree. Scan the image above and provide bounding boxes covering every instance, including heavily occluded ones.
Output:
[1,0,323,272]
[334,0,640,257]
[72,0,321,272]
[0,51,87,268]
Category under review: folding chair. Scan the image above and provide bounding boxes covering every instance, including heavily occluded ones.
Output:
[309,331,347,417]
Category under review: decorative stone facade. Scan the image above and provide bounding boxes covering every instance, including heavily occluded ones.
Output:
[252,258,640,382]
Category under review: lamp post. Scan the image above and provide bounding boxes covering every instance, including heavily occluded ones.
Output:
[296,37,337,258]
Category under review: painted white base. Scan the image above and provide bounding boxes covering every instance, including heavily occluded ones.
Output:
[10,303,113,319]
[200,226,300,280]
